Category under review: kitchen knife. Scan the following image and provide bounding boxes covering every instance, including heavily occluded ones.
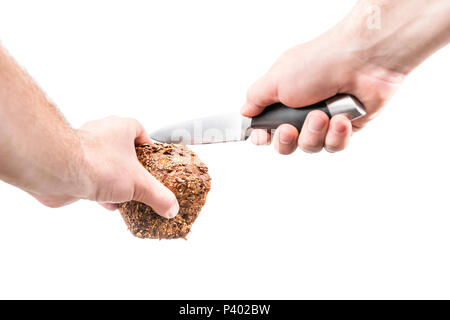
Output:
[150,94,365,145]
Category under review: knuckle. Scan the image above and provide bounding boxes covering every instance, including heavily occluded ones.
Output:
[310,109,329,120]
[299,136,323,153]
[325,137,347,153]
[325,144,343,153]
[299,142,322,153]
[278,92,295,106]
[251,131,269,145]
[351,120,366,132]
[277,148,296,155]
[300,146,322,154]
[277,83,301,107]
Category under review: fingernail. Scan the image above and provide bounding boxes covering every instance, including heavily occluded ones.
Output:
[307,116,326,133]
[165,202,179,219]
[332,121,347,134]
[279,131,295,144]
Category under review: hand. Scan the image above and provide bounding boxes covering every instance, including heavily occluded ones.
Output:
[241,0,450,155]
[32,117,179,219]
[0,46,178,218]
[241,27,403,155]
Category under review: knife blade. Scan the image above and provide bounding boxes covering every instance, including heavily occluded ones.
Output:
[150,94,366,145]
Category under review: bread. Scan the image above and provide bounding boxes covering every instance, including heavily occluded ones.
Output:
[119,142,211,239]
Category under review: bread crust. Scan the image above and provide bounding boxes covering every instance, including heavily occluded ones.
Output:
[119,143,211,239]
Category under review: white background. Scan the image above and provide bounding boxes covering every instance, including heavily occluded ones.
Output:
[0,0,449,299]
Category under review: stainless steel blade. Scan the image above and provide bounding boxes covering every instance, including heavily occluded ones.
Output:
[150,113,252,145]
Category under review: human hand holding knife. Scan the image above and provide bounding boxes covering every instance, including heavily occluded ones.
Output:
[150,94,365,146]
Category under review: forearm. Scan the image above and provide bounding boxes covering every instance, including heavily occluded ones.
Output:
[0,45,88,198]
[343,0,450,75]
[0,45,177,216]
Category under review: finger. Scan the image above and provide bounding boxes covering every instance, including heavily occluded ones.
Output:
[324,115,352,153]
[133,166,179,219]
[99,203,119,211]
[273,124,299,155]
[298,110,329,153]
[351,110,379,132]
[250,129,271,145]
[241,75,278,117]
[125,118,152,145]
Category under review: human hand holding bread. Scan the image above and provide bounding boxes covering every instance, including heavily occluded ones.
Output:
[0,46,178,219]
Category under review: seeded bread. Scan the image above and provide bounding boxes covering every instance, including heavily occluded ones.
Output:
[119,143,211,239]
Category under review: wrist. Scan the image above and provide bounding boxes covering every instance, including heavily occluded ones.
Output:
[75,130,100,201]
[341,0,450,76]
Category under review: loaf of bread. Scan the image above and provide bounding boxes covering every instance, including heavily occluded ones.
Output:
[119,142,211,239]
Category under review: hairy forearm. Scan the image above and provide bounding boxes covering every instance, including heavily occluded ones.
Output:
[0,45,177,215]
[0,45,88,198]
[343,0,450,75]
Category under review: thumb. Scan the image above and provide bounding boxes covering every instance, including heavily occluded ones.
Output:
[132,166,179,219]
[242,45,342,117]
[241,74,279,117]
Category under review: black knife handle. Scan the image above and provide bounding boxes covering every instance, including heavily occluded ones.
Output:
[250,94,365,132]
